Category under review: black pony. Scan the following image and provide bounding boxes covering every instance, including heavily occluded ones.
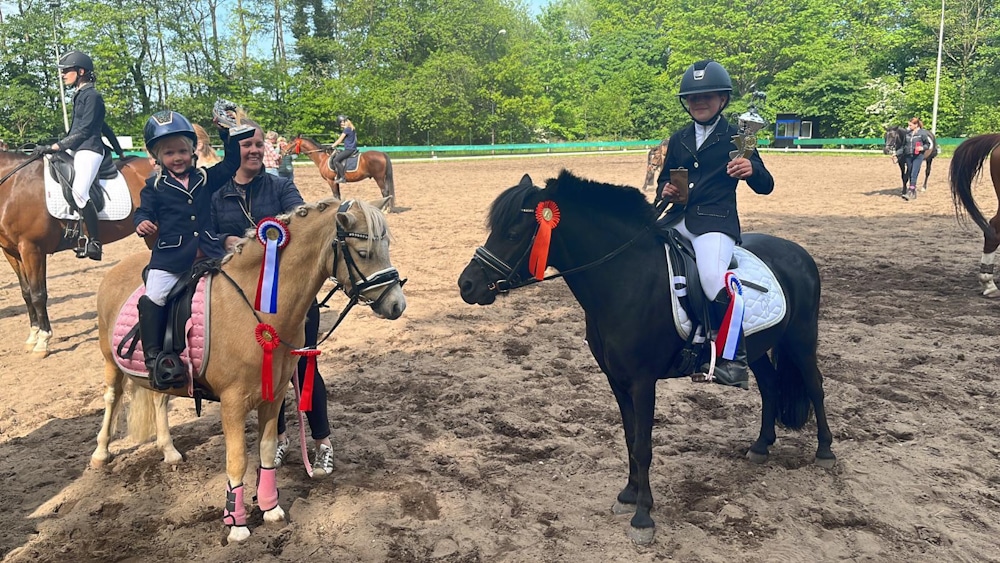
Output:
[884,126,939,194]
[457,171,835,545]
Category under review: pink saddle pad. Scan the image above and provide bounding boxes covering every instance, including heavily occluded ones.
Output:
[112,276,210,379]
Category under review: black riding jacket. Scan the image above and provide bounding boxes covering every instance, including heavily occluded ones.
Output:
[57,83,109,154]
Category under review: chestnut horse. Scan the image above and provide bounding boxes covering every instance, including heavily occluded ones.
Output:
[0,152,153,358]
[641,140,668,191]
[285,136,396,212]
[91,197,406,542]
[949,133,1000,298]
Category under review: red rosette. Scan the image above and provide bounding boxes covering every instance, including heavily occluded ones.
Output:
[529,200,561,280]
[290,349,322,411]
[255,323,281,401]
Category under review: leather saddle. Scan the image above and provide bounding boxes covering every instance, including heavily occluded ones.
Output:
[117,259,222,368]
[47,151,118,212]
[326,148,360,172]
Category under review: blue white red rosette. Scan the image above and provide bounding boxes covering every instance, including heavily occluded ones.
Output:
[254,218,290,314]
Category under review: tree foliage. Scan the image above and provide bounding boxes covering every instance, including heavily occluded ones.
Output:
[1,0,998,147]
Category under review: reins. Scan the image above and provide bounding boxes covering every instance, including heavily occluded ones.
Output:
[0,153,44,186]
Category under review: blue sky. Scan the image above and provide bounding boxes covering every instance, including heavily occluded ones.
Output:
[527,0,550,16]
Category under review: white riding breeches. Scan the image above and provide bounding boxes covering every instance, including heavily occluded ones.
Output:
[145,269,183,307]
[71,149,103,209]
[667,219,736,300]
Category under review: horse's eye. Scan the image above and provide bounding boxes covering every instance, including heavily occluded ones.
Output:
[357,250,368,258]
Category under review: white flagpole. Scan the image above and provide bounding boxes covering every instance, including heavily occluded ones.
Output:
[931,0,945,134]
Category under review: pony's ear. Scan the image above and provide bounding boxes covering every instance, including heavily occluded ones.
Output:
[336,208,357,232]
[519,174,533,188]
[369,196,391,212]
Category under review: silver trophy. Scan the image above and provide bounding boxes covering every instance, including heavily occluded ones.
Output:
[729,91,767,160]
[213,99,255,141]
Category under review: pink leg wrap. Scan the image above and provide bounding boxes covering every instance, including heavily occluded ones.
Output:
[223,482,247,527]
[256,467,279,512]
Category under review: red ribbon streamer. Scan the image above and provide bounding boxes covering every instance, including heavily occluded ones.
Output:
[255,323,281,401]
[529,200,561,280]
[290,349,321,411]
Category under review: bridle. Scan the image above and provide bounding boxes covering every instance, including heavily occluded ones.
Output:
[471,204,651,295]
[220,200,405,349]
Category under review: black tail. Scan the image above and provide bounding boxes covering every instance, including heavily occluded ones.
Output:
[772,347,812,429]
[950,133,1000,243]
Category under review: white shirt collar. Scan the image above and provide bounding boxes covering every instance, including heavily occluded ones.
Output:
[694,117,721,150]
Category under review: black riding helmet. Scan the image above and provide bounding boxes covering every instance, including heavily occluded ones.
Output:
[678,60,733,125]
[58,50,94,72]
[143,110,198,160]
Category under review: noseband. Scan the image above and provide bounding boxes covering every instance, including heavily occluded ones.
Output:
[329,200,405,310]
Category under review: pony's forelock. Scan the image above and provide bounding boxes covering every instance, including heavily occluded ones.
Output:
[488,181,541,233]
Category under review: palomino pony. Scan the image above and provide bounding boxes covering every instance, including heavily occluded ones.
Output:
[949,133,1000,298]
[285,136,396,212]
[458,171,834,545]
[91,197,406,542]
[0,152,153,357]
[884,125,939,194]
[193,123,221,166]
[640,140,668,192]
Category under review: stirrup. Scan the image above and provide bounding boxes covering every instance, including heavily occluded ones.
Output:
[150,351,187,390]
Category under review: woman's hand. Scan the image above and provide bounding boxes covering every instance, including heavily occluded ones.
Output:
[136,220,158,237]
[726,157,753,179]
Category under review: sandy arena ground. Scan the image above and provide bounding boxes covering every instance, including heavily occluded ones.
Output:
[2,151,1000,562]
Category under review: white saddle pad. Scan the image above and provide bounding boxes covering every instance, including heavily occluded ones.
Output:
[667,244,787,339]
[44,158,133,221]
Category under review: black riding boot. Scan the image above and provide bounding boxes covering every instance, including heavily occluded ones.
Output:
[76,200,103,261]
[137,296,186,390]
[700,290,749,389]
[334,161,346,183]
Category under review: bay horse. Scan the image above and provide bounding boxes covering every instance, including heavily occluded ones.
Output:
[285,136,396,212]
[91,197,406,542]
[0,152,153,358]
[457,171,834,545]
[640,140,668,192]
[949,133,1000,298]
[884,125,939,194]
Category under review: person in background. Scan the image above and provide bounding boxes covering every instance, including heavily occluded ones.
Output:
[35,50,124,261]
[263,130,281,176]
[656,59,774,390]
[903,117,933,200]
[329,115,357,183]
[211,122,335,478]
[277,136,295,181]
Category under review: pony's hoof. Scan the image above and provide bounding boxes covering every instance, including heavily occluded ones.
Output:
[746,450,769,464]
[90,455,109,469]
[983,289,1000,299]
[263,505,286,524]
[611,501,636,515]
[227,526,251,543]
[628,525,655,545]
[162,449,183,465]
[814,455,837,469]
[30,348,49,359]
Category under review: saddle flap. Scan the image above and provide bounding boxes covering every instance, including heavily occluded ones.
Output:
[98,150,118,180]
[46,152,107,212]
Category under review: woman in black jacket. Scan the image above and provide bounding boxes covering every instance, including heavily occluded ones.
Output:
[211,124,335,478]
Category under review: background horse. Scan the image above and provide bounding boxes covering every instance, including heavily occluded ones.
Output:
[91,197,406,543]
[640,140,667,191]
[949,133,1000,298]
[884,125,939,194]
[458,171,834,545]
[0,152,152,358]
[285,136,396,212]
[193,123,220,166]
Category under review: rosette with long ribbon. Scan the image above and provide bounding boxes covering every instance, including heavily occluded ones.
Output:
[715,272,745,360]
[528,200,560,280]
[290,349,321,411]
[255,323,280,401]
[254,218,290,314]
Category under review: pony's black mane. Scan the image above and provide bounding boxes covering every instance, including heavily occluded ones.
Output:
[488,170,656,234]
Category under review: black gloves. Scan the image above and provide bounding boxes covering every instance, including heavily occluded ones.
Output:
[31,145,56,156]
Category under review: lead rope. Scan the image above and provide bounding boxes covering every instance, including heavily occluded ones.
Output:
[290,370,314,477]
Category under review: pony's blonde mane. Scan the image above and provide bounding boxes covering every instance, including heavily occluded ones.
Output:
[219,198,390,264]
